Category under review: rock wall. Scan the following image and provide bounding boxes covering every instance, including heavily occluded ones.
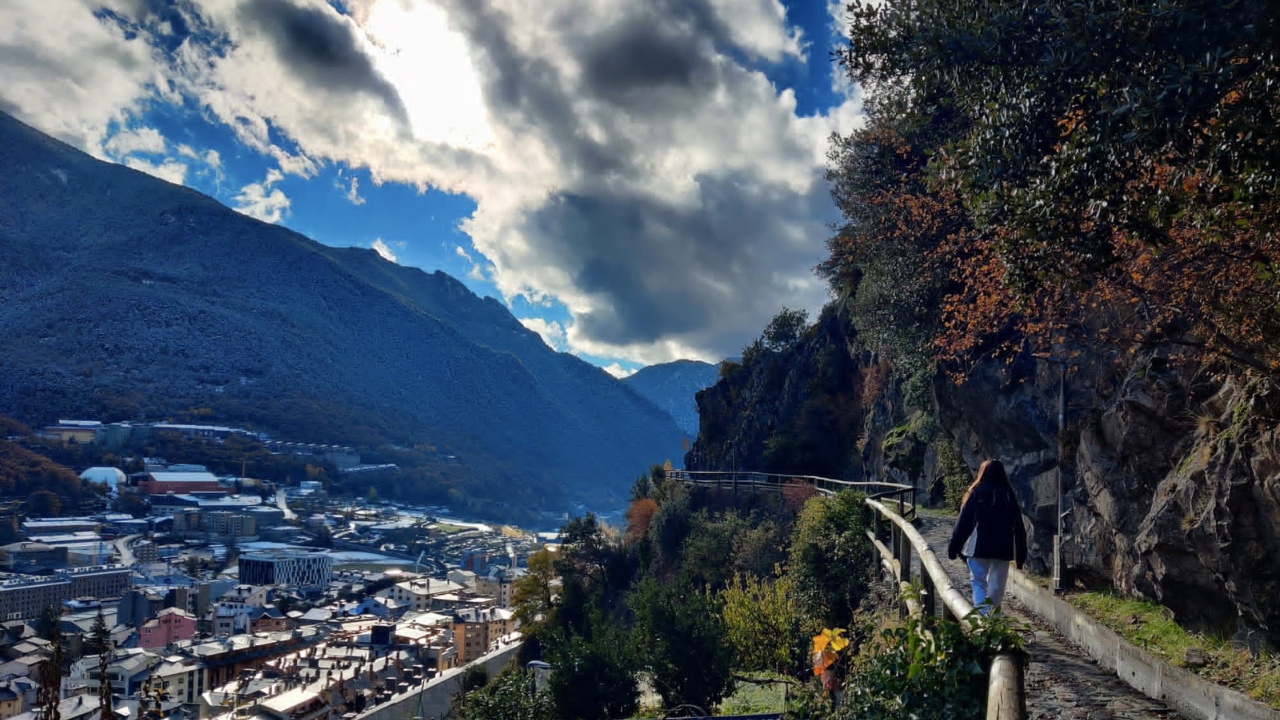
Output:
[688,300,1280,644]
[934,350,1280,645]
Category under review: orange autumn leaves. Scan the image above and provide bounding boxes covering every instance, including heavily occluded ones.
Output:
[827,122,1280,375]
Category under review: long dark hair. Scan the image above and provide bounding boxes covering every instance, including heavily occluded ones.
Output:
[960,459,1014,508]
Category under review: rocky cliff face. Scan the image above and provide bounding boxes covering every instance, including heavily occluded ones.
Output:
[934,350,1279,644]
[690,300,1280,645]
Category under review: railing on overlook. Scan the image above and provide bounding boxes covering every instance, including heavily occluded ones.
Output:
[667,470,1025,720]
[664,470,917,520]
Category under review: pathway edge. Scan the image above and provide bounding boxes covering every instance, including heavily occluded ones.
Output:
[1006,570,1280,720]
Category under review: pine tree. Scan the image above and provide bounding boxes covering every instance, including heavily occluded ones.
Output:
[92,608,116,720]
[36,605,62,720]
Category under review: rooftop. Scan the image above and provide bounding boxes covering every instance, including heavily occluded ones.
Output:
[145,472,219,483]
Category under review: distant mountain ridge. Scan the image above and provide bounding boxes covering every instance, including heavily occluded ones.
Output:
[623,359,720,436]
[0,111,683,513]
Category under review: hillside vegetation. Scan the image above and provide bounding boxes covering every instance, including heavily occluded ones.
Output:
[0,112,684,516]
[622,360,720,437]
[452,472,1019,720]
[688,0,1280,648]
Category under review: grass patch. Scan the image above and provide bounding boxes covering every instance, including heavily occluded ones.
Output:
[716,672,789,715]
[1068,590,1280,708]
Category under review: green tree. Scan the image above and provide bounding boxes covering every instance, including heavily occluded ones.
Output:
[92,608,116,720]
[449,669,553,720]
[27,490,61,518]
[36,605,62,720]
[730,518,788,579]
[512,548,556,628]
[678,511,744,590]
[366,487,379,504]
[721,573,812,677]
[788,490,874,629]
[761,308,810,352]
[629,576,735,711]
[544,619,639,720]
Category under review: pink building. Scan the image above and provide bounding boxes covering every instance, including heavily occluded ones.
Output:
[139,608,197,649]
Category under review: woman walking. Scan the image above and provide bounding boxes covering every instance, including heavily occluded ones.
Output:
[947,459,1027,614]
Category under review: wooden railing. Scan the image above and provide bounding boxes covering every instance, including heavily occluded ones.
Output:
[665,470,917,521]
[865,498,1026,720]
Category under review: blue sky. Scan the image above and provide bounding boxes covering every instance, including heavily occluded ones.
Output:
[2,0,862,376]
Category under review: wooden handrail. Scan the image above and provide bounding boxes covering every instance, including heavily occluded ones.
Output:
[668,470,917,520]
[864,498,1026,720]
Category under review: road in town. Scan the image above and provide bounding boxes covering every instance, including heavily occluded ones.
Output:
[114,533,141,566]
[276,488,298,521]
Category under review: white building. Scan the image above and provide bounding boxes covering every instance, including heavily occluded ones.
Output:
[238,551,332,591]
[377,578,464,612]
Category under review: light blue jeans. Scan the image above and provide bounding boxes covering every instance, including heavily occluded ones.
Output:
[967,557,1010,614]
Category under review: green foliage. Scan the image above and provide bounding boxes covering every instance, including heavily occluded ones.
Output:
[0,438,92,515]
[721,574,813,677]
[763,308,810,352]
[630,576,736,710]
[36,605,62,720]
[449,669,553,720]
[27,490,61,519]
[649,486,694,569]
[882,412,937,483]
[730,519,788,579]
[788,491,874,629]
[933,439,971,512]
[458,666,490,695]
[678,511,744,590]
[687,305,868,479]
[835,610,1024,720]
[512,548,556,628]
[544,618,640,720]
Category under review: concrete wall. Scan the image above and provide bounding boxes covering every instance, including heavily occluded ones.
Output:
[353,642,522,720]
[1007,570,1280,720]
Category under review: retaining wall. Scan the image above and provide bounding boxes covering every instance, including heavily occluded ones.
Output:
[1007,570,1279,720]
[353,642,523,720]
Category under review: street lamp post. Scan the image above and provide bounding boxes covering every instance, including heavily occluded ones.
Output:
[1034,354,1068,593]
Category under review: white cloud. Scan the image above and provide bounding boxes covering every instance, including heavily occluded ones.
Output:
[105,126,167,157]
[602,363,636,379]
[455,245,473,262]
[0,0,161,153]
[519,317,566,350]
[0,0,867,365]
[345,175,366,205]
[124,156,188,185]
[233,168,290,223]
[371,238,398,262]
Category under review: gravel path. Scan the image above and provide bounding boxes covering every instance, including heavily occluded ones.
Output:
[915,515,1184,720]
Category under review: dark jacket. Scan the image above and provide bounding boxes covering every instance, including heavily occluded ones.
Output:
[947,483,1028,567]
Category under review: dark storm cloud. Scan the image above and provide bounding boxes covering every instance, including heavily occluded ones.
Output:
[432,0,834,357]
[237,0,409,126]
[580,21,715,106]
[528,173,839,349]
[437,0,632,177]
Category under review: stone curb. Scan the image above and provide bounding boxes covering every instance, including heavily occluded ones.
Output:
[1007,570,1280,720]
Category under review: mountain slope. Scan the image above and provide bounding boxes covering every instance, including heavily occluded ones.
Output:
[0,112,683,513]
[623,359,720,436]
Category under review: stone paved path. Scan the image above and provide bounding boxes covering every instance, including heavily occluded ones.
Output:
[915,516,1184,720]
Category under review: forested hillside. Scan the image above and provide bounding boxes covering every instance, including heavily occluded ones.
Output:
[0,112,684,517]
[623,360,720,436]
[689,0,1280,648]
